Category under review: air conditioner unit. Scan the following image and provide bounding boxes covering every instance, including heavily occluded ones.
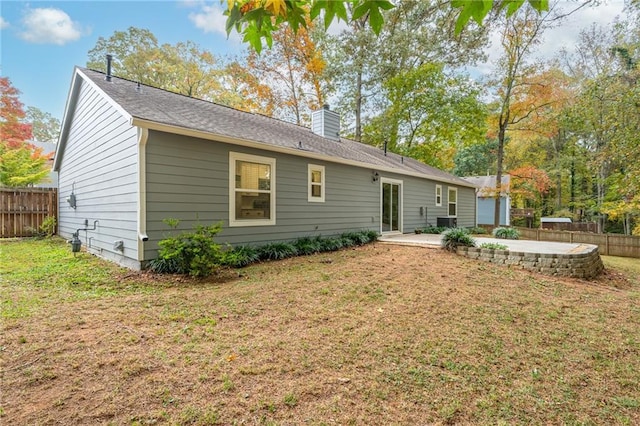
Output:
[437,217,457,228]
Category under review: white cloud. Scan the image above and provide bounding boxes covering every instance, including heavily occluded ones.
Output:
[19,8,83,45]
[535,1,625,60]
[468,1,627,79]
[0,16,9,30]
[189,4,228,36]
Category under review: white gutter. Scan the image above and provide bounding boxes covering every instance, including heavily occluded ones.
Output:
[137,127,149,261]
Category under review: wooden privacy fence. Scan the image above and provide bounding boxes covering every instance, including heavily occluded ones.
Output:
[1,188,58,238]
[540,222,598,232]
[515,227,640,259]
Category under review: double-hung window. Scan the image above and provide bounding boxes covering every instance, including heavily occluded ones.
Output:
[435,184,442,206]
[448,187,457,216]
[229,152,276,226]
[308,164,325,202]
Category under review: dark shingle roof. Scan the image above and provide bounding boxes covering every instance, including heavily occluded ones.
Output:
[79,67,473,187]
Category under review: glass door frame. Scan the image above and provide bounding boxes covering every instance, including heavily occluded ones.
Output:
[380,177,403,234]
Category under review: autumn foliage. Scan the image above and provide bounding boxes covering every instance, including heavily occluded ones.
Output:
[1,77,33,147]
[509,165,552,208]
[0,77,52,187]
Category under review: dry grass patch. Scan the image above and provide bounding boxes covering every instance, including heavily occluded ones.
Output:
[1,238,639,424]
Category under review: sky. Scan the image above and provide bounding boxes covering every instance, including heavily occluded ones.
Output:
[0,0,629,124]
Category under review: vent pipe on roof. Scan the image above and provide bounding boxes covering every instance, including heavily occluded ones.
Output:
[311,104,340,141]
[106,54,113,82]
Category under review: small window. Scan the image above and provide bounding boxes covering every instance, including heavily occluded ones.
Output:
[229,152,276,227]
[435,185,442,206]
[448,187,457,216]
[308,164,325,202]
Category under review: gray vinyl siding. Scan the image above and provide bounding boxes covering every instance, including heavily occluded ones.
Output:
[311,109,340,141]
[144,132,379,259]
[57,79,139,267]
[143,131,477,260]
[457,186,476,227]
[378,173,476,232]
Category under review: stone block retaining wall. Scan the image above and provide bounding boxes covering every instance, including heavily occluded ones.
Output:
[456,245,604,279]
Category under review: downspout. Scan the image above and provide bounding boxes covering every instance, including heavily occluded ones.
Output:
[137,127,149,262]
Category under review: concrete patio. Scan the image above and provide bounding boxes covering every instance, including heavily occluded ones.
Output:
[378,232,596,255]
[378,232,605,278]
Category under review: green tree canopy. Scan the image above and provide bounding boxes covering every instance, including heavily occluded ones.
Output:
[0,143,51,187]
[363,63,487,171]
[453,138,498,177]
[0,78,51,187]
[223,0,549,52]
[26,107,61,143]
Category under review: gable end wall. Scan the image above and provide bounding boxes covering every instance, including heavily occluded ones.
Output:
[57,79,140,268]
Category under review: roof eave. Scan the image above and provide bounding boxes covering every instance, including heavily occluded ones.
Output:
[131,117,477,189]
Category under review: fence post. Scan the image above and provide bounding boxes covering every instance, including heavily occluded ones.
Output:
[606,234,609,256]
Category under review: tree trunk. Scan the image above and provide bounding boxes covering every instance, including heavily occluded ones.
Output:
[355,69,362,142]
[570,158,575,213]
[597,161,607,233]
[494,123,506,227]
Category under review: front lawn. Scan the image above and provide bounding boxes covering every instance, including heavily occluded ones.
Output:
[1,238,639,424]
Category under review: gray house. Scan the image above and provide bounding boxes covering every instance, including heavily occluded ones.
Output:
[54,67,477,269]
[463,175,511,226]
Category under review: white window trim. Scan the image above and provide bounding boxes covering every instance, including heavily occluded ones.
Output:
[308,164,325,203]
[229,151,276,227]
[448,187,458,217]
[435,184,442,206]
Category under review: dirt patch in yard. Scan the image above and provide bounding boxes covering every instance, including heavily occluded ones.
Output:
[2,242,639,424]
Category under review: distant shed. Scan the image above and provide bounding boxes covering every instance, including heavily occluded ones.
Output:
[540,217,572,230]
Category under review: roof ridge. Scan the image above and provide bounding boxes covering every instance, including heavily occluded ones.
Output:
[82,67,321,135]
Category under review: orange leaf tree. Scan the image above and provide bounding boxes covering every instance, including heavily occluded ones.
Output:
[509,165,552,210]
[1,77,33,147]
[0,77,52,187]
[243,17,326,125]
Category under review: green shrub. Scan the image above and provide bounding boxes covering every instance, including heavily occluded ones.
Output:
[156,226,378,270]
[493,227,520,240]
[467,226,488,234]
[27,216,57,239]
[148,256,182,274]
[340,235,355,248]
[151,221,224,277]
[294,237,323,255]
[258,242,298,260]
[341,231,370,246]
[480,242,508,250]
[362,229,379,243]
[441,227,476,252]
[221,245,260,268]
[318,237,344,252]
